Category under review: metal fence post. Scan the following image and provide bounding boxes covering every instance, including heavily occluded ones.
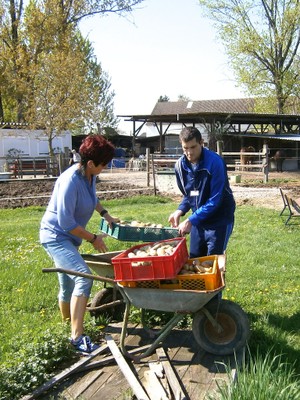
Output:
[262,144,269,183]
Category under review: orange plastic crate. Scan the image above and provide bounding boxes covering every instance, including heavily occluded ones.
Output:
[120,255,222,291]
[112,238,188,281]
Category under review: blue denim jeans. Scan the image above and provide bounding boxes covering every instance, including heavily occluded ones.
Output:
[42,240,93,302]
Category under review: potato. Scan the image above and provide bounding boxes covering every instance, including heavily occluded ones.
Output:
[201,260,213,268]
[135,250,148,257]
[130,221,141,227]
[140,245,151,253]
[179,269,190,275]
[149,248,158,256]
[157,247,166,256]
[194,265,207,273]
[126,240,180,260]
[152,242,163,250]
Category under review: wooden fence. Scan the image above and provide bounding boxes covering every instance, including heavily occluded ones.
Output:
[217,142,270,183]
[147,143,270,183]
[1,154,67,178]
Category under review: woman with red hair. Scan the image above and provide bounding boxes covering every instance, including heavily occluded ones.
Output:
[40,135,117,353]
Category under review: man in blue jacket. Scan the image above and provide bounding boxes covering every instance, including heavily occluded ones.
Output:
[168,127,235,257]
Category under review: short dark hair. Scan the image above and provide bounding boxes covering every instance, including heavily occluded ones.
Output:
[179,127,202,143]
[79,134,115,167]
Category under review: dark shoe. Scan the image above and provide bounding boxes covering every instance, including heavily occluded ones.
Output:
[70,335,99,354]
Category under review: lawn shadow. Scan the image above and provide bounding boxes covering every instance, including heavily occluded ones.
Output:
[247,311,300,374]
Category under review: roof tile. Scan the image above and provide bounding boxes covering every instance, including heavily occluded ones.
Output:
[151,98,255,115]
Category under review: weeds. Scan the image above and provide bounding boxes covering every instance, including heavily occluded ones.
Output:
[209,348,300,400]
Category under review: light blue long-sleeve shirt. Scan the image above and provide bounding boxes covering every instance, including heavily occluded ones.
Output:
[39,164,98,246]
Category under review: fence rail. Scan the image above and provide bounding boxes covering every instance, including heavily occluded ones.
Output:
[0,156,64,178]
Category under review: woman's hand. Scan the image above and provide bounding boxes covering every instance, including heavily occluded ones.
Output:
[105,214,120,229]
[92,234,108,252]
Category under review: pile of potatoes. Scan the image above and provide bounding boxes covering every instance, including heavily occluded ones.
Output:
[128,240,180,258]
[179,259,214,275]
[118,220,164,229]
[127,240,180,267]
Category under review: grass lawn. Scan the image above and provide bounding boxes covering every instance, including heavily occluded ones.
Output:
[0,195,299,399]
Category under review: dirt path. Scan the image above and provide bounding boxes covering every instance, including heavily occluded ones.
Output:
[0,170,299,209]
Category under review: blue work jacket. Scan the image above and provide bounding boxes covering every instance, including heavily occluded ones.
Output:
[175,147,235,229]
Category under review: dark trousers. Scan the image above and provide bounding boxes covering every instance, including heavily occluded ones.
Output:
[189,222,234,258]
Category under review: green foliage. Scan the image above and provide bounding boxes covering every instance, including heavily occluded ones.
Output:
[198,0,300,114]
[209,348,300,400]
[0,196,299,398]
[0,326,75,400]
[0,0,143,136]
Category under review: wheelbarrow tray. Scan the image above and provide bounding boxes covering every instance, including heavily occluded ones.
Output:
[82,251,122,279]
[118,273,225,313]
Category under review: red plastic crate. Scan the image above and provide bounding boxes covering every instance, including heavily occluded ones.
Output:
[112,238,188,281]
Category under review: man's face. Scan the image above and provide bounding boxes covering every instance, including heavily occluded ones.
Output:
[181,138,202,163]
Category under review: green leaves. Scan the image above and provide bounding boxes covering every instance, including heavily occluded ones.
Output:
[198,0,300,113]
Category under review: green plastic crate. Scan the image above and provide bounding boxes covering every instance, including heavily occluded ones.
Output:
[99,218,179,242]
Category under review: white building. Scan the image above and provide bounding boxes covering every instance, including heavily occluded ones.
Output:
[0,128,72,171]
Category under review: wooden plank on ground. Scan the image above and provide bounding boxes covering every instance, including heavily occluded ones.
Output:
[156,347,188,400]
[106,335,150,400]
[81,369,116,399]
[144,369,169,400]
[89,324,153,400]
[79,344,151,371]
[149,361,172,399]
[20,344,108,400]
[65,369,104,399]
[183,350,212,400]
[162,330,220,399]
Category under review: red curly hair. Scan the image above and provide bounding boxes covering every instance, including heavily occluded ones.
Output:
[79,135,115,167]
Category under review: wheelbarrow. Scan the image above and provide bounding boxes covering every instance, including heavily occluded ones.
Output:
[43,253,250,361]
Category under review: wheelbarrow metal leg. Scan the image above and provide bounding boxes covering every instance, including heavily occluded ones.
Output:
[120,306,185,361]
[119,299,131,357]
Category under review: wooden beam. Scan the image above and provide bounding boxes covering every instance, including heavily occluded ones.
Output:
[78,344,152,372]
[156,347,188,400]
[144,370,169,400]
[106,335,149,400]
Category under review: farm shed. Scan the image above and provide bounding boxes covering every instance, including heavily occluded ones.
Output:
[119,98,300,169]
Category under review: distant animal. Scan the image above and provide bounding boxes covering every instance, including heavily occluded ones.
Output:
[271,149,286,172]
[240,146,255,170]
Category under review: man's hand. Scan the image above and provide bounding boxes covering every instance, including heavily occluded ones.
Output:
[168,210,183,228]
[178,219,192,236]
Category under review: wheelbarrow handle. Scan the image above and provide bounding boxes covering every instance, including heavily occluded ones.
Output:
[42,267,115,285]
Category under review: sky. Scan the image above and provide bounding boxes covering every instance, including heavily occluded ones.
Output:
[79,0,246,134]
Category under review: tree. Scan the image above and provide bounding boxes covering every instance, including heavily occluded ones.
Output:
[158,95,170,102]
[178,94,191,101]
[25,24,117,154]
[0,0,144,121]
[198,0,300,114]
[81,46,119,134]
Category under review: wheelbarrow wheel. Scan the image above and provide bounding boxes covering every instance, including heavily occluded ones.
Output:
[192,299,250,356]
[90,287,125,322]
